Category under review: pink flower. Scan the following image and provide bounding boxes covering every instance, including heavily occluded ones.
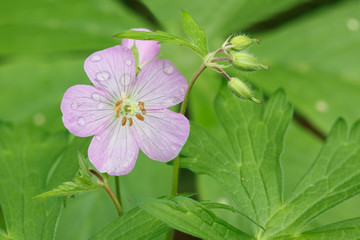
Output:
[61,38,190,175]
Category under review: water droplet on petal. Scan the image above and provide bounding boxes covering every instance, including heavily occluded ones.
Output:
[78,117,86,126]
[179,86,186,95]
[71,101,78,110]
[96,136,101,141]
[91,114,97,119]
[91,55,102,62]
[97,102,105,109]
[164,97,179,106]
[92,93,101,101]
[163,62,174,74]
[120,74,131,85]
[125,60,132,65]
[96,71,110,81]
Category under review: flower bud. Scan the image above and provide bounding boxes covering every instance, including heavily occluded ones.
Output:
[228,78,261,104]
[230,35,260,50]
[232,52,269,72]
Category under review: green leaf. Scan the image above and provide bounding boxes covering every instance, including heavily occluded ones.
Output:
[0,0,147,54]
[132,196,252,240]
[262,119,360,238]
[114,30,207,56]
[181,89,293,230]
[180,88,360,239]
[181,10,208,56]
[34,153,102,199]
[0,123,88,239]
[270,218,360,240]
[90,207,169,240]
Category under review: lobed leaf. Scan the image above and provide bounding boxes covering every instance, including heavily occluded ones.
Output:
[132,196,252,240]
[262,119,360,238]
[34,153,102,199]
[180,88,293,232]
[0,123,88,239]
[90,207,169,240]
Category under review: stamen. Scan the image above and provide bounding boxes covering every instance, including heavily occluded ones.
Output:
[115,100,123,106]
[138,101,146,115]
[116,109,121,118]
[135,114,144,121]
[122,116,127,126]
[129,117,133,127]
[142,109,146,114]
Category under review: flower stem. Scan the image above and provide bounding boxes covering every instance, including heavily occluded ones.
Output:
[171,64,207,197]
[115,176,122,208]
[104,182,123,216]
[179,64,207,115]
[89,170,123,216]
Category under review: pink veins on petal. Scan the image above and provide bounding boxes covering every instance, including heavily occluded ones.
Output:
[61,45,189,175]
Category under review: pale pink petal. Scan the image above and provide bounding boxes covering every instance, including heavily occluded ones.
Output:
[84,45,136,101]
[131,108,190,162]
[121,28,160,67]
[88,122,139,175]
[129,59,187,108]
[61,85,114,137]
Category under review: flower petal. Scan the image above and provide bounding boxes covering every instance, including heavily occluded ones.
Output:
[131,108,190,162]
[84,45,136,100]
[121,28,160,67]
[130,59,187,108]
[61,85,114,137]
[88,122,139,175]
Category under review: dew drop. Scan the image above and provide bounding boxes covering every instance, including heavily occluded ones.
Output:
[97,102,105,109]
[91,55,102,62]
[347,18,359,32]
[125,59,132,65]
[96,71,110,81]
[33,113,46,126]
[78,117,86,126]
[71,101,78,110]
[163,62,174,74]
[120,74,131,85]
[96,136,101,141]
[179,86,186,95]
[315,100,328,113]
[92,93,101,101]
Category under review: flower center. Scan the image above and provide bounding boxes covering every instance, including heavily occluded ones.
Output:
[113,92,146,127]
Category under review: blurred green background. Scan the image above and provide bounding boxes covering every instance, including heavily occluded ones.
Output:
[0,0,359,239]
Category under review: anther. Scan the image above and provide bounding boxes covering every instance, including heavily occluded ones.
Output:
[115,100,123,106]
[116,109,121,118]
[141,109,146,114]
[121,116,127,126]
[135,114,144,121]
[129,117,133,127]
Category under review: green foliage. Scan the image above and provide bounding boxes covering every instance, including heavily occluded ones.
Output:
[132,196,252,240]
[114,10,208,56]
[90,207,169,240]
[180,88,360,239]
[34,153,102,199]
[0,123,88,239]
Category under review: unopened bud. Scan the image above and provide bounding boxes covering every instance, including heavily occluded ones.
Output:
[232,52,269,72]
[228,78,262,104]
[229,35,260,50]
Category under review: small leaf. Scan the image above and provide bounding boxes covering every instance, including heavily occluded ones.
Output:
[181,10,208,56]
[90,207,169,240]
[114,30,206,56]
[34,153,103,199]
[132,196,252,240]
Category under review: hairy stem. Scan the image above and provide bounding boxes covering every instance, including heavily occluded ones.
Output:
[89,170,122,216]
[115,176,122,208]
[171,64,207,197]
